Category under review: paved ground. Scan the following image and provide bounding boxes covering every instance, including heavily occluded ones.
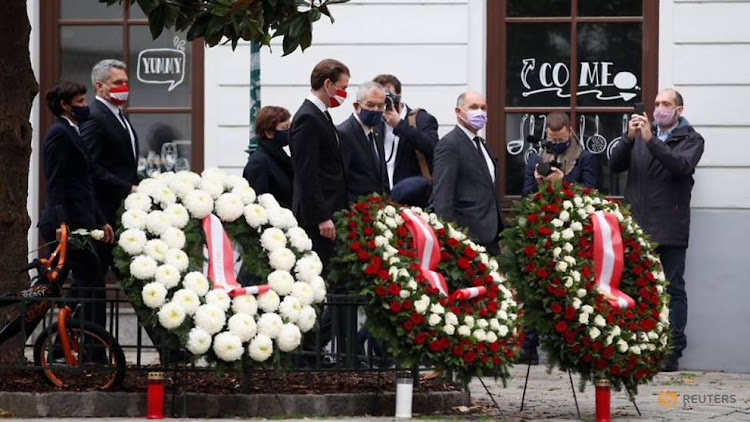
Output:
[4,366,748,421]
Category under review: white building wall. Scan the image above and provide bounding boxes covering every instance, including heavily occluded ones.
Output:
[204,0,480,174]
[27,0,40,258]
[659,0,750,372]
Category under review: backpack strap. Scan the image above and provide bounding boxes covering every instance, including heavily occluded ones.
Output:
[407,108,431,179]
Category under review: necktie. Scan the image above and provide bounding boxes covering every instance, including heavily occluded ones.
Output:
[368,131,381,172]
[473,136,492,182]
[119,110,136,158]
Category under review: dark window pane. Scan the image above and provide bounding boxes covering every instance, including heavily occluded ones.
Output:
[60,25,123,104]
[504,113,543,196]
[129,3,147,19]
[507,0,570,17]
[578,0,642,16]
[129,26,191,108]
[129,113,192,174]
[576,23,642,107]
[61,0,123,20]
[577,113,628,195]
[506,23,571,107]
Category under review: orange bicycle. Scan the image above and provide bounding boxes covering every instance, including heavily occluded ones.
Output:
[0,215,125,389]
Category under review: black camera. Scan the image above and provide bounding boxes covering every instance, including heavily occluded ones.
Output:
[536,160,561,177]
[385,91,401,111]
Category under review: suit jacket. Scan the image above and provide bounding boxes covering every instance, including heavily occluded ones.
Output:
[377,106,439,186]
[338,115,389,203]
[80,99,139,223]
[290,99,347,227]
[38,117,106,239]
[243,137,294,209]
[432,126,504,245]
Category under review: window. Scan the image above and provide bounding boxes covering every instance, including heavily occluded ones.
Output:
[41,0,204,176]
[487,0,658,202]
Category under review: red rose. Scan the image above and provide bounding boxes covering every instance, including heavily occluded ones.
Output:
[523,245,536,257]
[348,220,357,229]
[527,213,539,223]
[453,346,463,356]
[368,240,376,250]
[378,270,389,281]
[564,330,575,344]
[463,246,478,259]
[403,300,412,310]
[611,365,621,375]
[536,268,549,279]
[565,306,576,320]
[555,321,568,333]
[533,193,542,201]
[638,318,656,331]
[447,238,460,248]
[364,264,378,275]
[463,351,477,363]
[489,341,500,353]
[403,320,414,331]
[410,313,424,325]
[396,226,408,237]
[367,195,381,202]
[441,251,451,261]
[364,227,374,236]
[436,228,446,236]
[457,258,471,269]
[390,302,402,313]
[477,262,488,272]
[524,229,534,238]
[347,231,356,239]
[632,266,644,275]
[550,302,563,314]
[375,286,387,297]
[537,226,553,236]
[595,359,607,369]
[429,339,443,352]
[350,242,361,251]
[357,250,370,262]
[414,332,427,345]
[524,262,537,272]
[362,215,372,223]
[388,283,401,295]
[354,203,367,212]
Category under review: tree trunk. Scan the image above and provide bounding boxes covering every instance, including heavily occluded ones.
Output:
[0,0,39,366]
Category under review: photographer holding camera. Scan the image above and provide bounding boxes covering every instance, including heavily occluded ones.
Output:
[521,111,598,197]
[372,74,439,191]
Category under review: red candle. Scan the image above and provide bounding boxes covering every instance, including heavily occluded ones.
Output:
[147,372,165,419]
[595,378,611,422]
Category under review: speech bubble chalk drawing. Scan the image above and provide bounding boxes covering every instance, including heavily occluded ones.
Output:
[137,37,187,92]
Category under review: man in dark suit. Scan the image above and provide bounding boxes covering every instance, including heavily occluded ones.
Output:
[373,74,439,189]
[80,59,139,326]
[432,91,503,255]
[338,81,389,203]
[290,58,350,267]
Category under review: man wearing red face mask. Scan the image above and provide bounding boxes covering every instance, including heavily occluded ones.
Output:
[290,58,350,268]
[80,59,140,326]
[610,88,705,372]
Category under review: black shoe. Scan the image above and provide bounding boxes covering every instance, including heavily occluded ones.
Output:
[661,356,679,372]
[517,348,539,365]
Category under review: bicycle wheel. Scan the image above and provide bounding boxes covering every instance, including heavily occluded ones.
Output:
[33,318,126,390]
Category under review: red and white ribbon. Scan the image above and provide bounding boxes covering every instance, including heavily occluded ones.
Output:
[202,214,269,298]
[450,286,487,301]
[591,210,635,309]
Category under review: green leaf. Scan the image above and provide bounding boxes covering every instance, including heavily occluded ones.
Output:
[186,12,212,41]
[135,0,156,14]
[281,34,300,56]
[299,27,312,51]
[148,3,167,39]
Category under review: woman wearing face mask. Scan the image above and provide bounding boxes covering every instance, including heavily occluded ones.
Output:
[243,106,294,209]
[521,112,598,197]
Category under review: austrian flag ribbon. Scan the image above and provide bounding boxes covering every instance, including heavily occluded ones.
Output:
[202,214,269,298]
[400,210,485,302]
[591,210,635,309]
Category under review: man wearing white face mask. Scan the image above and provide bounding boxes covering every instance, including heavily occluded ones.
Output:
[610,88,705,372]
[432,91,503,255]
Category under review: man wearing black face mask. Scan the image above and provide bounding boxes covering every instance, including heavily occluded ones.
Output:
[243,106,293,209]
[338,81,389,203]
[521,112,598,196]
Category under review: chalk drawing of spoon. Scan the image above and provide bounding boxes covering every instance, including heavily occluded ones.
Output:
[586,114,608,154]
[507,113,527,156]
[607,113,628,160]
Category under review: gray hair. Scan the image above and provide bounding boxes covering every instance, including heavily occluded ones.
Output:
[91,59,127,86]
[356,81,385,102]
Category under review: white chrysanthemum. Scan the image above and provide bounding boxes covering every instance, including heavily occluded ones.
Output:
[144,239,169,262]
[154,264,181,289]
[257,193,280,210]
[294,255,322,282]
[261,228,287,252]
[223,174,249,191]
[290,282,314,307]
[158,302,186,330]
[186,327,212,355]
[276,323,302,352]
[145,210,170,236]
[498,325,509,337]
[457,325,471,337]
[156,171,176,184]
[232,294,258,316]
[163,203,190,229]
[205,289,231,311]
[297,306,317,332]
[215,193,244,222]
[257,290,280,313]
[279,296,302,323]
[248,334,273,362]
[172,289,200,315]
[232,184,256,205]
[473,329,487,342]
[486,331,498,343]
[202,167,226,183]
[137,178,160,196]
[130,255,158,280]
[175,171,201,186]
[168,177,195,199]
[579,312,590,325]
[570,221,583,232]
[257,312,283,339]
[142,282,167,309]
[269,248,296,272]
[414,295,431,314]
[165,249,189,272]
[213,332,244,362]
[160,227,186,250]
[428,313,442,327]
[555,261,568,272]
[577,289,587,298]
[269,208,297,229]
[443,325,455,335]
[267,270,295,296]
[244,204,268,228]
[122,209,148,230]
[287,227,312,252]
[124,192,152,212]
[182,272,210,296]
[194,304,226,335]
[183,189,214,219]
[589,327,602,340]
[464,315,475,329]
[445,312,459,326]
[309,276,326,303]
[199,180,224,200]
[118,229,147,255]
[228,313,257,342]
[593,314,607,327]
[151,184,177,208]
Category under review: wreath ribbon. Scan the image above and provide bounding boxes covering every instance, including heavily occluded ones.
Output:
[591,210,635,309]
[400,209,485,302]
[202,214,269,298]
